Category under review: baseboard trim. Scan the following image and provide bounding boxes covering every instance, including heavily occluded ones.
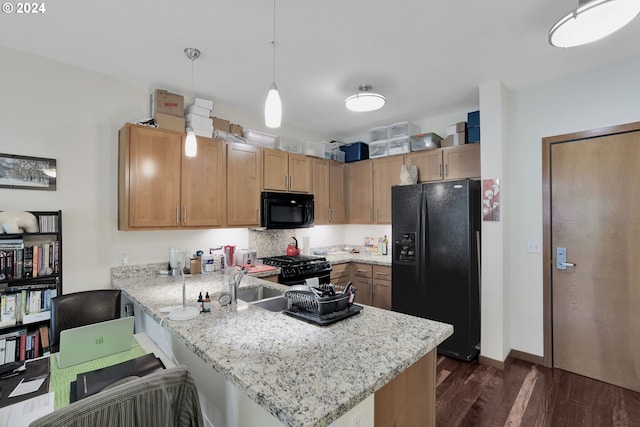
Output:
[509,349,545,366]
[479,350,545,370]
[479,355,505,370]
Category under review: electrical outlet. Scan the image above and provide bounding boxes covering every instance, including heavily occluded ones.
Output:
[527,241,541,253]
[351,410,364,427]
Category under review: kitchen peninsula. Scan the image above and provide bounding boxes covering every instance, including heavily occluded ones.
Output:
[112,264,452,427]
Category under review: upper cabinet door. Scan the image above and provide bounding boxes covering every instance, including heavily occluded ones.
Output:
[181,137,225,227]
[406,150,443,182]
[373,156,404,224]
[226,142,262,226]
[120,124,182,229]
[347,160,374,223]
[288,153,311,193]
[329,161,346,224]
[443,144,480,180]
[312,159,330,225]
[263,149,289,191]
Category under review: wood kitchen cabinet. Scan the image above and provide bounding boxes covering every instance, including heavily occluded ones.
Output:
[312,159,346,224]
[373,156,405,224]
[350,263,392,309]
[405,144,480,183]
[263,149,311,193]
[329,262,350,288]
[346,160,374,223]
[118,124,224,230]
[226,142,262,226]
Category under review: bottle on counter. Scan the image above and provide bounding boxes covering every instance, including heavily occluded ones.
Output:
[204,292,211,312]
[197,291,204,312]
[382,235,389,256]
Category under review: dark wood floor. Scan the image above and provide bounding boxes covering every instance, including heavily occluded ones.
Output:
[435,356,640,427]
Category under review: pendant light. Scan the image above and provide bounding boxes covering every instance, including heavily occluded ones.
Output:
[549,0,640,48]
[345,84,386,112]
[184,47,200,157]
[265,0,282,128]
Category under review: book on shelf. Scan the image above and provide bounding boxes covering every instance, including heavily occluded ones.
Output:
[5,337,16,363]
[38,214,59,233]
[39,325,50,355]
[0,294,17,327]
[0,337,5,365]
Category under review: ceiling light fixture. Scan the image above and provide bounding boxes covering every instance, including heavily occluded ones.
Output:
[265,0,282,128]
[345,84,386,112]
[549,0,640,48]
[184,47,200,157]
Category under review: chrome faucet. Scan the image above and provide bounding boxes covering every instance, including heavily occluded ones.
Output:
[229,267,247,304]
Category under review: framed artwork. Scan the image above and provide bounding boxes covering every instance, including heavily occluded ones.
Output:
[482,178,500,221]
[0,153,57,191]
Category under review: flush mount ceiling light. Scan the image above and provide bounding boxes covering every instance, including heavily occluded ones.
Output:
[184,47,200,157]
[264,0,282,128]
[549,0,640,48]
[345,84,386,112]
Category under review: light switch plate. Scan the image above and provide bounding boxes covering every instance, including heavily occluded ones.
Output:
[527,241,541,253]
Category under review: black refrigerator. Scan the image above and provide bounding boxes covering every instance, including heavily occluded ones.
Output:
[391,179,481,361]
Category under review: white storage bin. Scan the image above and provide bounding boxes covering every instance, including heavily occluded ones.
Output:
[368,126,389,142]
[244,129,278,148]
[369,140,389,158]
[276,137,304,154]
[305,141,331,159]
[388,136,410,156]
[388,121,420,139]
[410,133,442,151]
[331,151,346,162]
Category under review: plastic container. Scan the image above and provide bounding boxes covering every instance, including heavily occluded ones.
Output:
[276,137,305,154]
[369,140,389,158]
[388,136,410,156]
[243,129,278,148]
[388,121,420,139]
[368,126,389,142]
[339,142,369,162]
[331,151,346,162]
[410,133,443,151]
[305,141,331,158]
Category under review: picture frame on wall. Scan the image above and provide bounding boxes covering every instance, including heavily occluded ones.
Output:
[0,153,57,191]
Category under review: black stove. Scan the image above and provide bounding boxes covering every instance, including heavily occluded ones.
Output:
[260,255,332,286]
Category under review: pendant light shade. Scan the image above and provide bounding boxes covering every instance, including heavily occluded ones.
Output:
[185,130,198,157]
[184,47,201,157]
[549,0,640,48]
[265,81,282,128]
[265,0,282,128]
[345,84,386,112]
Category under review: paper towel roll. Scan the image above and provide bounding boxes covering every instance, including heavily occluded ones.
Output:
[302,236,310,255]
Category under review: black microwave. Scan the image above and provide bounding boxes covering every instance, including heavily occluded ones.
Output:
[261,192,314,229]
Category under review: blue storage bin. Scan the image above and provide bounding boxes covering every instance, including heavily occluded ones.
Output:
[339,142,369,162]
[467,110,480,128]
[467,126,480,143]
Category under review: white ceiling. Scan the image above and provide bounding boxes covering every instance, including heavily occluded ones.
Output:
[2,0,640,138]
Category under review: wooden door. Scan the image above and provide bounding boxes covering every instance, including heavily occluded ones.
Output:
[181,137,224,227]
[347,160,373,223]
[406,150,443,182]
[443,144,480,180]
[329,161,346,223]
[288,153,311,193]
[549,129,640,392]
[122,125,181,229]
[373,156,404,223]
[226,142,261,226]
[262,149,288,191]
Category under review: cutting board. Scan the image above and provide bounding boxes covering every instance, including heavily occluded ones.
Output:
[246,264,277,273]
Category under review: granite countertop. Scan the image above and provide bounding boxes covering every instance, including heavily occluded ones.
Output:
[322,253,392,266]
[112,269,451,427]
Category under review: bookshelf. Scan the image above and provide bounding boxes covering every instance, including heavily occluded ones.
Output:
[0,210,62,365]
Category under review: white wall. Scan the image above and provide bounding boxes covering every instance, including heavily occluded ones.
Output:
[507,54,640,357]
[0,45,335,294]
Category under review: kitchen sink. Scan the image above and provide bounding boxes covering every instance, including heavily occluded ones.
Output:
[236,286,283,302]
[253,296,289,312]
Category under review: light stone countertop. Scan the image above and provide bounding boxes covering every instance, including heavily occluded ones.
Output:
[112,267,451,427]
